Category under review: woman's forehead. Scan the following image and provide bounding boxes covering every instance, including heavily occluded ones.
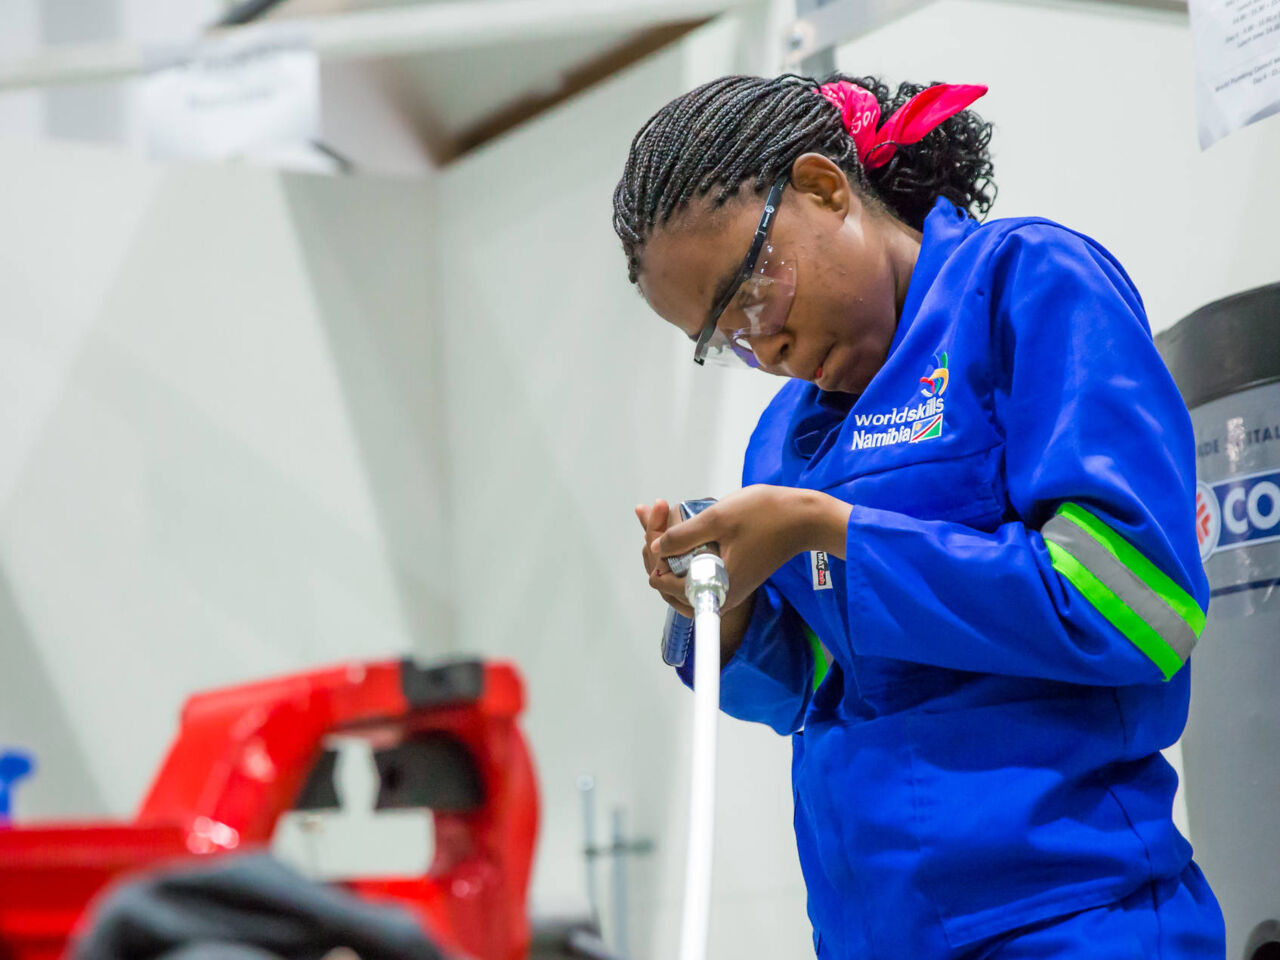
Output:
[637,200,757,333]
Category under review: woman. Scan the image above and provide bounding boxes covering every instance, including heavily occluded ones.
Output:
[615,75,1225,959]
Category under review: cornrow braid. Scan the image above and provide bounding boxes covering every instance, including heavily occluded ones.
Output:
[612,73,995,284]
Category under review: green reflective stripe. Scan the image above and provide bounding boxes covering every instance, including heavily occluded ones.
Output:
[1045,541,1185,680]
[1045,513,1198,665]
[804,625,829,692]
[1056,502,1206,638]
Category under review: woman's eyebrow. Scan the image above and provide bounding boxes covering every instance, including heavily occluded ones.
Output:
[707,270,739,322]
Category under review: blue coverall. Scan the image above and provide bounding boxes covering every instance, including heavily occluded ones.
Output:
[677,197,1226,959]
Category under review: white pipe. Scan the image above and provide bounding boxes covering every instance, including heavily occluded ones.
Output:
[0,0,742,94]
[679,590,722,960]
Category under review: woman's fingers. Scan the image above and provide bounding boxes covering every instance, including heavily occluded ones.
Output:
[637,498,698,614]
[643,499,674,574]
[637,498,691,609]
[637,502,660,571]
[650,568,693,616]
[653,507,717,558]
[650,498,670,533]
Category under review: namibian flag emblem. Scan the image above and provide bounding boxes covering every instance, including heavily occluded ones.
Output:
[910,413,943,442]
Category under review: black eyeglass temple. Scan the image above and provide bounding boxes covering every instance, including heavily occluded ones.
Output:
[692,172,790,366]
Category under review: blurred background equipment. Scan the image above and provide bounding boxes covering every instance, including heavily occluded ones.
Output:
[1158,283,1280,960]
[576,776,655,960]
[0,658,538,960]
[0,749,36,824]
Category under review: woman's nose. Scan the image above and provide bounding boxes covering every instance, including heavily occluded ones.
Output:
[748,330,790,370]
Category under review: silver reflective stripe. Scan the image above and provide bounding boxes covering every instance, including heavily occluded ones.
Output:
[1042,514,1198,662]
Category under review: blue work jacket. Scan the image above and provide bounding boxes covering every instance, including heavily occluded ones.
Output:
[677,197,1209,958]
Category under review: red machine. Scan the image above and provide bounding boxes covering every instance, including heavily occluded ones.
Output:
[0,658,539,960]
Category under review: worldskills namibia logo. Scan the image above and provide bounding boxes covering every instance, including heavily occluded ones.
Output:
[850,353,949,450]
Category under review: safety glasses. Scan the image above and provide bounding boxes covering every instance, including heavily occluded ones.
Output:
[693,173,797,369]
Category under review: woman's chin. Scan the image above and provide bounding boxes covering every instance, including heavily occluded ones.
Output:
[818,350,865,395]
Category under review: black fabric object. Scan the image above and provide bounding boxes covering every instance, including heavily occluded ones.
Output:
[72,854,448,960]
[153,945,285,960]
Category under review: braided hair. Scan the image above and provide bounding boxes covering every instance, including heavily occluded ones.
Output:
[612,73,995,283]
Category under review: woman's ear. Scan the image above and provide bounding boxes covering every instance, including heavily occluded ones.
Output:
[789,153,855,219]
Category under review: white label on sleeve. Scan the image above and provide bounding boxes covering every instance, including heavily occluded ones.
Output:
[811,551,833,591]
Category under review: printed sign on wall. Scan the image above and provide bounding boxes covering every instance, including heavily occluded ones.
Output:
[141,27,322,170]
[1190,0,1280,147]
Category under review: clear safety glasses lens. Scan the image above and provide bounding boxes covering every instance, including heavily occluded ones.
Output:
[697,328,761,369]
[698,245,796,369]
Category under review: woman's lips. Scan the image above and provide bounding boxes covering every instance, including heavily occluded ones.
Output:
[814,349,833,387]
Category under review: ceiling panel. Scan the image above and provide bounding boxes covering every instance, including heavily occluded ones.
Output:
[263,1,706,162]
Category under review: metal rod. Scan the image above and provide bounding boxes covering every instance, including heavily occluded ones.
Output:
[611,807,630,958]
[578,774,601,930]
[0,0,742,94]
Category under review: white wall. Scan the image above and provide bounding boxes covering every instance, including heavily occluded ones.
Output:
[0,140,445,818]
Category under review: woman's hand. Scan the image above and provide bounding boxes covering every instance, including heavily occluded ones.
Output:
[650,485,852,612]
[636,499,695,617]
[636,498,758,664]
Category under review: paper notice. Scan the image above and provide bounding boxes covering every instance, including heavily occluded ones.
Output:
[140,28,321,169]
[1190,0,1280,147]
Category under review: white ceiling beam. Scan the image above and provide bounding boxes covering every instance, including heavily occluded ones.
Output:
[783,0,935,67]
[0,0,743,93]
[783,0,1187,68]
